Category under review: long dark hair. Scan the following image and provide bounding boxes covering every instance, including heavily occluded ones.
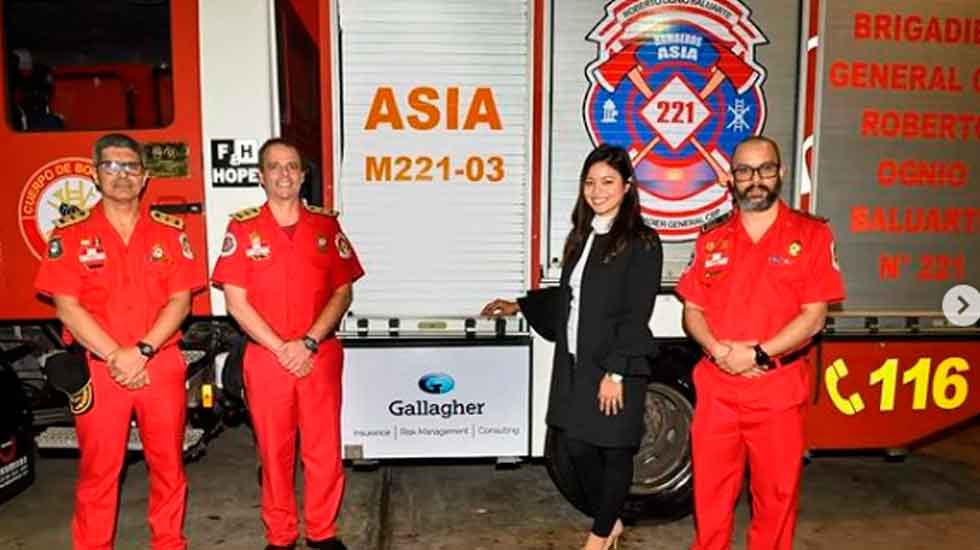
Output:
[561,144,657,266]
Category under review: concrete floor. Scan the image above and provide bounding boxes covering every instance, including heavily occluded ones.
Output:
[1,420,979,550]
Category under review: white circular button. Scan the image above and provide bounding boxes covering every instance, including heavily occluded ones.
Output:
[942,284,980,327]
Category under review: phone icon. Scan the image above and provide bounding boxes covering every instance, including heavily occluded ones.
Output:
[825,358,865,416]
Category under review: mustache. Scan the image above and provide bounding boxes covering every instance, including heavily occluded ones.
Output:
[743,183,773,194]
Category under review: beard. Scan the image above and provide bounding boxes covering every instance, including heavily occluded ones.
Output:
[733,177,781,212]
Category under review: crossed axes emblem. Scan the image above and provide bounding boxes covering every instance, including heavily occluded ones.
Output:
[594,40,757,181]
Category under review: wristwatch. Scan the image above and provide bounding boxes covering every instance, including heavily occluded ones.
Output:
[606,372,624,383]
[753,344,774,370]
[136,341,156,359]
[302,335,320,353]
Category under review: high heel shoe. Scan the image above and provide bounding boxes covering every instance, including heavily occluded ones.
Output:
[603,519,624,550]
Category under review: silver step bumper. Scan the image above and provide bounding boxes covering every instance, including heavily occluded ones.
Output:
[35,425,205,452]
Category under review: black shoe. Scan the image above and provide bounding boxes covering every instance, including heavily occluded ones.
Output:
[265,544,296,550]
[306,537,347,550]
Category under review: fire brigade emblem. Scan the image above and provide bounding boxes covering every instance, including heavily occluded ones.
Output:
[151,245,166,262]
[335,233,353,260]
[221,233,237,257]
[245,232,271,260]
[584,0,768,241]
[18,157,101,260]
[47,236,63,260]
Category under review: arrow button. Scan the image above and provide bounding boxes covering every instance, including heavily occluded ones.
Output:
[943,285,980,327]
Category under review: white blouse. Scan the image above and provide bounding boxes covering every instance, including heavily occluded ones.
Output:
[566,213,614,358]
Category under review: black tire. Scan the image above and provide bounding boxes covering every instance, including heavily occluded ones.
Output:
[624,381,694,521]
[544,379,695,523]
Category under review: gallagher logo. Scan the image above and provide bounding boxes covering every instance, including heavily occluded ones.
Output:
[418,373,456,395]
[584,0,768,240]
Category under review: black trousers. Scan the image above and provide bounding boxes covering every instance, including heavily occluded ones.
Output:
[565,436,635,537]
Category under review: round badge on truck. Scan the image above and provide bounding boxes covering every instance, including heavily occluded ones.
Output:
[18,157,102,260]
[583,0,768,241]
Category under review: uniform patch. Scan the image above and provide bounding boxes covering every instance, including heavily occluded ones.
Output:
[335,233,352,260]
[179,233,194,260]
[788,241,803,257]
[245,232,271,260]
[150,209,184,230]
[305,204,338,217]
[231,207,261,222]
[316,235,329,252]
[221,233,237,257]
[705,251,729,268]
[79,237,106,269]
[151,244,166,261]
[47,236,63,259]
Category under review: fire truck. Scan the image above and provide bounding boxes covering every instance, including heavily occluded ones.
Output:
[1,0,977,518]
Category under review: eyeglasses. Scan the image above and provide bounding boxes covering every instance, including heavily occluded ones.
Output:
[732,162,779,182]
[97,160,144,176]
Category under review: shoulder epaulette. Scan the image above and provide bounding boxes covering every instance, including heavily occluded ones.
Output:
[789,208,828,223]
[304,204,338,217]
[700,211,733,233]
[150,209,185,231]
[53,208,90,229]
[230,207,262,222]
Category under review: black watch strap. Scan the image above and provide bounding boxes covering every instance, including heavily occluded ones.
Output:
[302,335,319,353]
[753,344,773,369]
[137,341,156,359]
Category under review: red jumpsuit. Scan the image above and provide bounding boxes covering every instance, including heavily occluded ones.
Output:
[34,204,205,550]
[676,201,845,550]
[211,204,364,547]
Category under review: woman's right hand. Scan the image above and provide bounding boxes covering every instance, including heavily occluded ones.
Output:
[480,298,519,318]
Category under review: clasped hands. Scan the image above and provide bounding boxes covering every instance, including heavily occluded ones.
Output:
[106,347,150,390]
[274,340,315,378]
[710,341,767,378]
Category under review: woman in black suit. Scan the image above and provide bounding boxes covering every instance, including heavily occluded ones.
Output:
[482,144,662,550]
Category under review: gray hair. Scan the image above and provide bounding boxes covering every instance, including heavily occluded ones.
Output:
[93,133,145,166]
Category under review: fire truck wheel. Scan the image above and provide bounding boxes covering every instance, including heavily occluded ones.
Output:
[544,380,695,522]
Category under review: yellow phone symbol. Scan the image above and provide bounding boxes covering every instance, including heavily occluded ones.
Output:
[825,359,865,416]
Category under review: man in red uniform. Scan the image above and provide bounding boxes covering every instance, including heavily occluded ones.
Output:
[677,136,845,550]
[212,138,364,550]
[35,133,205,550]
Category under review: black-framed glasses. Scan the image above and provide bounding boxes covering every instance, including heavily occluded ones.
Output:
[97,160,144,176]
[732,162,779,182]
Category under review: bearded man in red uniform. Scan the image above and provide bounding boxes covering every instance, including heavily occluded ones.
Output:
[35,133,205,550]
[677,135,846,550]
[212,138,364,550]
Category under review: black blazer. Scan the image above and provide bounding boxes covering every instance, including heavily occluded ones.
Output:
[519,230,662,447]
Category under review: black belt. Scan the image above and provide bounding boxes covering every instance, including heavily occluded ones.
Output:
[774,346,810,369]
